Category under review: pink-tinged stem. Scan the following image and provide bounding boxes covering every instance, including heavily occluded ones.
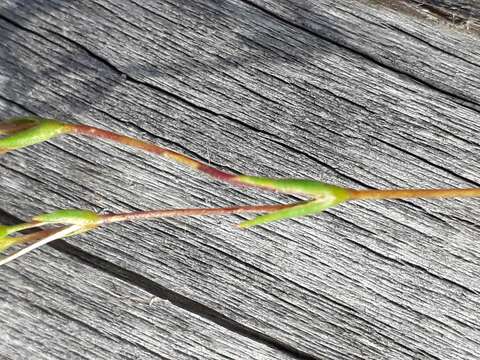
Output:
[70,124,241,184]
[348,187,480,201]
[100,203,297,224]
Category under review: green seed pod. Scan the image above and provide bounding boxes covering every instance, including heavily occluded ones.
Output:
[0,116,69,154]
[236,178,351,228]
[235,176,350,199]
[33,209,101,225]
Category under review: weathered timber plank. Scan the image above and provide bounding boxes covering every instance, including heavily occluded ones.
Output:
[0,215,292,360]
[401,0,480,24]
[245,0,480,105]
[1,0,480,359]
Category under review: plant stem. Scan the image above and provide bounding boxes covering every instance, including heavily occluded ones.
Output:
[0,203,296,265]
[70,124,241,184]
[70,124,350,197]
[0,225,80,266]
[100,203,297,224]
[348,187,480,201]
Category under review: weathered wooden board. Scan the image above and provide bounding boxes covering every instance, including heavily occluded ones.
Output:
[246,0,480,105]
[0,212,292,360]
[395,0,480,26]
[1,0,480,359]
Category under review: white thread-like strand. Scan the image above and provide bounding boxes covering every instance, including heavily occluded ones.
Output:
[0,224,82,266]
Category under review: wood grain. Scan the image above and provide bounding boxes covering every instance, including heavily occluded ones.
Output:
[1,0,480,359]
[0,213,292,360]
[398,0,480,26]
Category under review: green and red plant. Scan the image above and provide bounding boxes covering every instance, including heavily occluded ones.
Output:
[1,116,480,265]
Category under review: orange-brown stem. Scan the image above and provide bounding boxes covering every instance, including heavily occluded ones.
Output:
[100,203,297,224]
[348,187,480,201]
[69,124,240,183]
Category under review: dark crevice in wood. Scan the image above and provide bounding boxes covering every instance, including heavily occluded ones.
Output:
[369,134,480,187]
[444,314,480,332]
[0,12,240,127]
[395,200,451,228]
[49,241,323,360]
[20,23,249,128]
[0,12,68,53]
[239,0,480,112]
[0,94,36,115]
[0,210,321,360]
[447,214,480,234]
[316,87,374,115]
[386,23,480,70]
[363,0,480,33]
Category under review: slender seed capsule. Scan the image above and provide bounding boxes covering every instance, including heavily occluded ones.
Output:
[33,209,101,225]
[0,116,69,154]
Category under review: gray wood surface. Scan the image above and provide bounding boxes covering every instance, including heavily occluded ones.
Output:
[0,210,293,360]
[1,0,480,359]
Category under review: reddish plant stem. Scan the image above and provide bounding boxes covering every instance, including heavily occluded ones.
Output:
[70,124,242,184]
[348,188,480,201]
[100,203,298,224]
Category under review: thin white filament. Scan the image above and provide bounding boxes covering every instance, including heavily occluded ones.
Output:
[0,224,82,266]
